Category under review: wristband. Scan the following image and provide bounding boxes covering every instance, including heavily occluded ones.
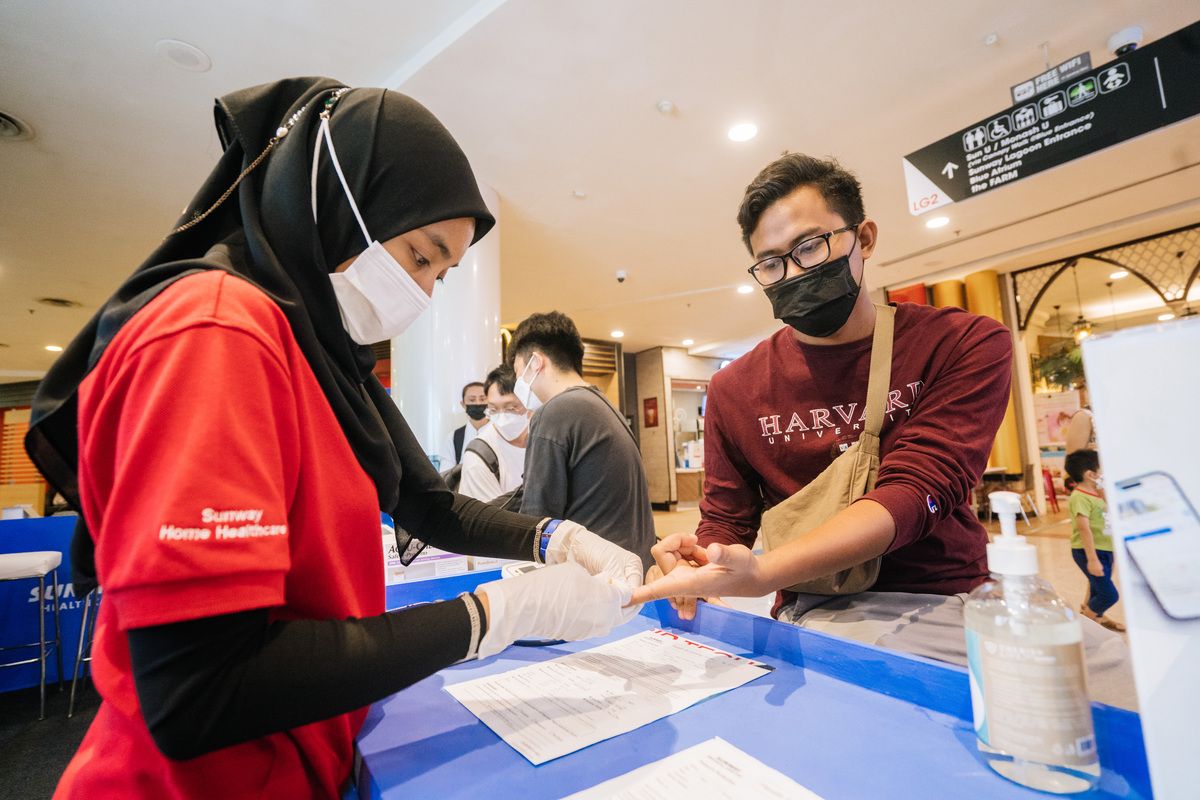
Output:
[539,519,563,563]
[459,592,487,660]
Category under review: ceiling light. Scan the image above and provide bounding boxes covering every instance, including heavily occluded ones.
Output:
[1072,318,1092,343]
[45,345,63,352]
[610,330,624,339]
[1070,264,1091,343]
[0,110,34,142]
[737,284,754,294]
[571,190,587,199]
[727,122,758,142]
[656,99,675,114]
[925,216,950,229]
[36,296,81,308]
[1109,269,1129,280]
[681,339,695,346]
[154,39,212,72]
[1158,312,1176,322]
[984,32,1000,47]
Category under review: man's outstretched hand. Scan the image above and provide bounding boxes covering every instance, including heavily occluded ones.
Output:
[632,533,765,620]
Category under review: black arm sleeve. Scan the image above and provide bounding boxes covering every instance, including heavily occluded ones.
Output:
[417,492,543,561]
[128,593,487,761]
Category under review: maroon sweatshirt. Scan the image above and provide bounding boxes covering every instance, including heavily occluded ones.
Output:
[697,302,1013,614]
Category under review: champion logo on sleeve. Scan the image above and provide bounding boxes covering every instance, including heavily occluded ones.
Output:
[926,495,939,514]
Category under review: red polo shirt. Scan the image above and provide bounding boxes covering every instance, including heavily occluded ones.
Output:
[697,303,1012,612]
[57,271,383,798]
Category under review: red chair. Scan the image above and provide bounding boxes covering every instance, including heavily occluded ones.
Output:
[1041,468,1060,513]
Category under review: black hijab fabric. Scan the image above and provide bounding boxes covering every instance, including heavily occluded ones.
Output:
[25,77,495,590]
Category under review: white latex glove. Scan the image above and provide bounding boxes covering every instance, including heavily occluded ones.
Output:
[546,520,644,589]
[476,561,631,659]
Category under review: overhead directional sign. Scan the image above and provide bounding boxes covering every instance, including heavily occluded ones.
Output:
[903,21,1200,216]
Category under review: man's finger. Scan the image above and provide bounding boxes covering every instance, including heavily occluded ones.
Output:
[677,596,698,621]
[631,568,695,605]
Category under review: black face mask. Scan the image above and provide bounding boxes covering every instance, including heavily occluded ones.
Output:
[763,253,862,338]
[465,404,487,421]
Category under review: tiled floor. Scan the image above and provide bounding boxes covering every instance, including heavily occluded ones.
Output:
[651,501,1126,626]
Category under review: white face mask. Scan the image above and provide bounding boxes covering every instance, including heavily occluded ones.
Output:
[513,357,543,412]
[491,412,530,442]
[313,115,430,345]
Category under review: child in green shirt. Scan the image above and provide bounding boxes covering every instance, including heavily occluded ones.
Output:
[1065,448,1124,632]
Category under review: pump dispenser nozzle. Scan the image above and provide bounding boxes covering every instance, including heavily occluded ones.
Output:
[986,491,1039,575]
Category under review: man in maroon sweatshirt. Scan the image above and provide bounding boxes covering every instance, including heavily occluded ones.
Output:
[635,154,1132,705]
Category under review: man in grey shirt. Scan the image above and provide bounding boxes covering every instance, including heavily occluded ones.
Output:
[509,312,656,570]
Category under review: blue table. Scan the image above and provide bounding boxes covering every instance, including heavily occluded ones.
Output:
[0,516,89,691]
[357,573,1151,799]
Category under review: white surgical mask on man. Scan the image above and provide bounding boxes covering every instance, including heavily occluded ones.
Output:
[491,412,530,442]
[513,356,544,412]
[313,115,430,345]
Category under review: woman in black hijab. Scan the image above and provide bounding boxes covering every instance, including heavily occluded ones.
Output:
[29,78,641,799]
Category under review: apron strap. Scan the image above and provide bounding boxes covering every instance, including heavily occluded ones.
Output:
[862,304,896,440]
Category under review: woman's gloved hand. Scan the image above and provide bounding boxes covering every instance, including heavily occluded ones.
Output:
[545,520,644,613]
[475,562,633,659]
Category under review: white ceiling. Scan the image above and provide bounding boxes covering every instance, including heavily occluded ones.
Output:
[2,0,1199,381]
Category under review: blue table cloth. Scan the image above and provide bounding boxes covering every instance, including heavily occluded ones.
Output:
[0,516,88,691]
[356,572,1150,799]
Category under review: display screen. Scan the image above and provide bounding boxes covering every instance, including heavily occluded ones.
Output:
[1116,472,1200,620]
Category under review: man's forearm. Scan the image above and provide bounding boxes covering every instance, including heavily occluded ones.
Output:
[757,499,896,592]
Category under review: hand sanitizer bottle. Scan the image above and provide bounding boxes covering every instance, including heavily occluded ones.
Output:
[964,491,1100,793]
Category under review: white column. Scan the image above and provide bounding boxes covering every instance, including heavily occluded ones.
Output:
[390,185,501,469]
[1002,277,1047,516]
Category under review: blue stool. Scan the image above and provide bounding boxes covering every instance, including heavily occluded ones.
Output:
[0,551,64,719]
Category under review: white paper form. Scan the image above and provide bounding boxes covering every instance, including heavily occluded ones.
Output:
[444,629,770,765]
[565,737,825,800]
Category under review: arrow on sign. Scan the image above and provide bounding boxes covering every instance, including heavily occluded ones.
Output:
[941,162,959,179]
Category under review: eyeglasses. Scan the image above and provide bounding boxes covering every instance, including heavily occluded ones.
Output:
[747,224,860,287]
[486,404,525,417]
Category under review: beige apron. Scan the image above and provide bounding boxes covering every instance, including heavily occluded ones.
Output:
[759,303,895,595]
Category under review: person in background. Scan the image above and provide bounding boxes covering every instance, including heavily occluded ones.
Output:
[508,312,656,570]
[443,381,489,468]
[459,365,529,503]
[1066,448,1124,632]
[26,78,642,799]
[635,152,1134,707]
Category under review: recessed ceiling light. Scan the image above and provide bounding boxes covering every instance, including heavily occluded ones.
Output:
[1158,312,1176,321]
[727,122,758,142]
[925,216,950,229]
[36,296,81,308]
[45,345,63,352]
[610,330,624,339]
[571,190,587,199]
[681,339,695,346]
[0,110,34,142]
[656,99,675,114]
[155,39,212,72]
[1109,269,1129,280]
[737,284,754,294]
[984,32,1000,46]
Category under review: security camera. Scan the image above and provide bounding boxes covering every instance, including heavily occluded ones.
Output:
[1107,26,1143,56]
[616,270,628,283]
